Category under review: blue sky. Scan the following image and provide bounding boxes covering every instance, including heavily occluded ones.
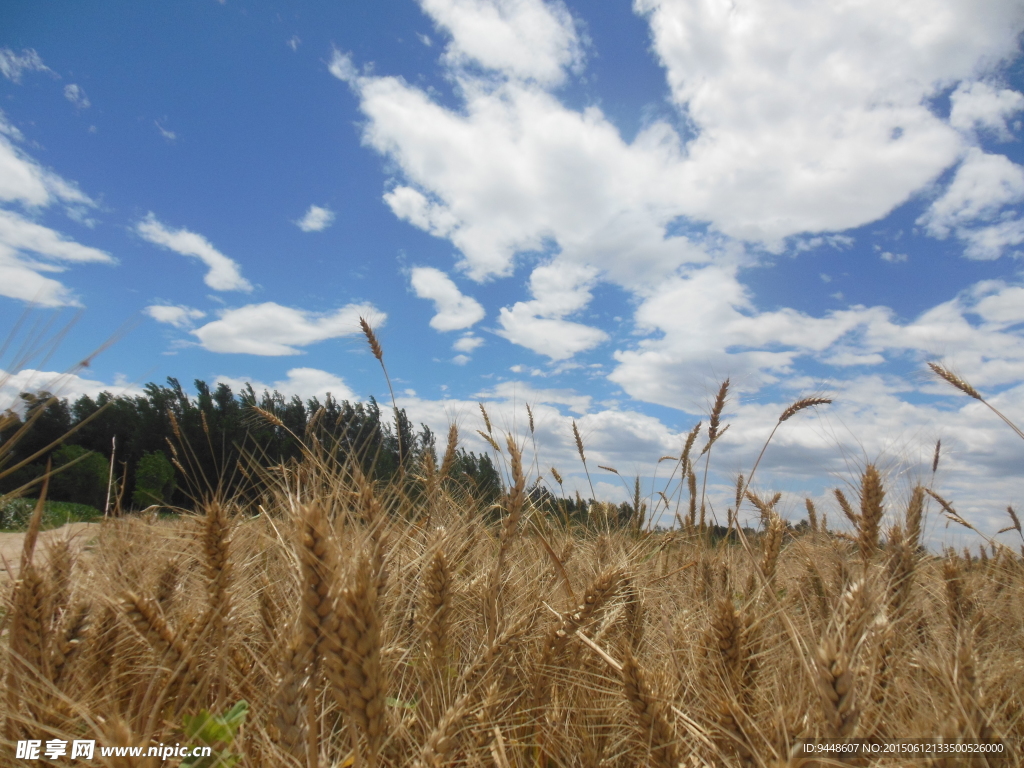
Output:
[3,0,1024,545]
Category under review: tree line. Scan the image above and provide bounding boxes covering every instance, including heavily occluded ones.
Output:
[0,378,502,512]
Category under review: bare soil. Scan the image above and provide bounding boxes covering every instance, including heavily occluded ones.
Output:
[0,522,100,586]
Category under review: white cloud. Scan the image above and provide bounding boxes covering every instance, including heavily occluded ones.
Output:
[917,147,1024,258]
[389,372,1024,542]
[880,251,908,263]
[409,266,485,330]
[477,380,591,414]
[296,204,336,232]
[0,113,107,305]
[956,218,1024,259]
[328,49,358,82]
[609,268,1024,409]
[287,35,301,51]
[0,209,114,306]
[453,333,484,352]
[1,368,143,408]
[0,48,52,83]
[323,0,1024,536]
[155,120,176,142]
[949,81,1024,140]
[0,112,95,209]
[341,0,1024,290]
[136,213,252,292]
[0,209,111,264]
[452,354,471,365]
[63,84,90,109]
[215,367,356,402]
[191,301,383,355]
[496,308,607,360]
[419,0,583,86]
[145,304,206,328]
[360,77,701,285]
[496,262,608,359]
[634,0,1023,245]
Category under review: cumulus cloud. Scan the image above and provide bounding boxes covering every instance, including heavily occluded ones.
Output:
[917,148,1024,258]
[419,0,583,85]
[215,367,357,402]
[328,49,358,82]
[136,213,252,292]
[145,304,206,329]
[388,370,1024,541]
[453,334,484,353]
[949,81,1024,140]
[191,301,383,355]
[341,0,1024,293]
[635,0,1020,244]
[409,266,485,330]
[323,0,1024,542]
[295,204,335,232]
[477,380,591,414]
[0,48,52,83]
[496,262,608,359]
[329,0,1024,378]
[609,268,1024,408]
[1,368,142,408]
[63,84,90,109]
[361,78,698,285]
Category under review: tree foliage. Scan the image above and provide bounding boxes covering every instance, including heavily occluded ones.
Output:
[0,378,501,513]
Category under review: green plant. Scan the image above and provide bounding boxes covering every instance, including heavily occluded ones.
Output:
[181,700,248,768]
[132,449,176,508]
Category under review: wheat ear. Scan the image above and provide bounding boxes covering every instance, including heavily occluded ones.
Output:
[331,550,386,766]
[761,511,785,583]
[272,628,309,762]
[484,435,526,644]
[422,547,452,667]
[929,362,1024,440]
[621,651,678,768]
[415,692,471,768]
[858,465,884,561]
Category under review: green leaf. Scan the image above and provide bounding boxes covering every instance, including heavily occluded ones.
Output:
[180,700,248,768]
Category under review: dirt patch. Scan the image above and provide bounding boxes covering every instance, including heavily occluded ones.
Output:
[0,522,101,585]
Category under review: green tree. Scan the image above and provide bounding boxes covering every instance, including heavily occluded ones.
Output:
[49,444,109,509]
[132,450,175,508]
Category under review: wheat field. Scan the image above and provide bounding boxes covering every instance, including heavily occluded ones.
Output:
[2,429,1023,767]
[2,349,1023,767]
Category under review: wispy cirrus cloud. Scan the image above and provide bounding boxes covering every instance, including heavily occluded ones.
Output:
[145,304,206,329]
[0,48,53,83]
[0,112,110,306]
[136,213,252,292]
[63,84,90,109]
